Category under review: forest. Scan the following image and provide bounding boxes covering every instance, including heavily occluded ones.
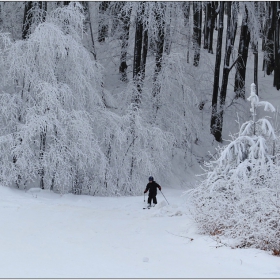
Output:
[0,0,280,254]
[0,1,279,193]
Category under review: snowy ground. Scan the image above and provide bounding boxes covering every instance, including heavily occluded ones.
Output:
[1,185,280,278]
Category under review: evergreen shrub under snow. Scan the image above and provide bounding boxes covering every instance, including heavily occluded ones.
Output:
[187,84,280,254]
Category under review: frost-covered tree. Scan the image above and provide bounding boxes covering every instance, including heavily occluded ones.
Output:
[0,3,107,194]
[187,83,280,253]
[22,1,47,40]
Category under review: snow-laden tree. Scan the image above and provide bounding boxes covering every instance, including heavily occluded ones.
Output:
[142,51,208,162]
[0,3,108,194]
[187,83,280,253]
[0,2,177,196]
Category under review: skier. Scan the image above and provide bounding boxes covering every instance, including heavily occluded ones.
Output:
[144,176,162,208]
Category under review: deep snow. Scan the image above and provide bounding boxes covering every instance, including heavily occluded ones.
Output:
[1,184,280,278]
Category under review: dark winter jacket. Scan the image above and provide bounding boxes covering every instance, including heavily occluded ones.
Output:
[144,181,161,196]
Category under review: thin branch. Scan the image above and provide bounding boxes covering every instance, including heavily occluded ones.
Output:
[228,55,241,72]
[166,230,194,241]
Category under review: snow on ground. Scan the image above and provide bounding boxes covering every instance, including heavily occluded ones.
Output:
[1,184,280,278]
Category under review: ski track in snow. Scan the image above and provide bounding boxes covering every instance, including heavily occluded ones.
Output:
[0,185,280,278]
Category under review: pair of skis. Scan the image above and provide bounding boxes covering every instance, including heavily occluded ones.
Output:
[143,205,155,209]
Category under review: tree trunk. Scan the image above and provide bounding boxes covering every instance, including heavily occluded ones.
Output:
[262,2,270,71]
[83,2,97,60]
[193,1,202,67]
[252,2,259,95]
[164,5,171,55]
[214,2,219,30]
[130,2,145,184]
[273,2,280,90]
[119,3,132,81]
[22,1,47,40]
[208,1,217,54]
[132,2,144,106]
[22,1,33,39]
[152,2,165,116]
[265,2,276,75]
[140,29,148,80]
[203,2,210,50]
[182,2,191,63]
[98,1,109,43]
[216,1,235,142]
[234,5,250,99]
[210,1,224,140]
[39,128,47,189]
[253,42,259,95]
[110,2,123,36]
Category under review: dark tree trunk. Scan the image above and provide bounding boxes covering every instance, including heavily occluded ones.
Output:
[140,29,148,80]
[132,2,144,106]
[22,1,47,40]
[262,2,270,70]
[132,9,143,79]
[38,2,47,21]
[214,2,219,30]
[215,1,233,142]
[152,2,165,111]
[39,128,47,190]
[210,1,224,140]
[182,2,191,63]
[98,1,109,43]
[273,2,280,90]
[130,2,146,184]
[22,1,33,39]
[119,3,132,81]
[265,2,276,75]
[252,2,259,95]
[253,42,259,95]
[164,5,171,55]
[204,2,210,50]
[208,1,217,54]
[215,1,235,142]
[193,1,202,66]
[234,5,250,99]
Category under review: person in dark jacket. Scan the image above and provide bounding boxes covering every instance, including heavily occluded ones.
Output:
[144,176,162,207]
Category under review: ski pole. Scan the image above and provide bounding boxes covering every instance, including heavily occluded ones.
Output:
[160,190,169,205]
[144,193,145,202]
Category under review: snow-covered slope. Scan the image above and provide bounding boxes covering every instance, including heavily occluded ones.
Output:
[1,184,279,278]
